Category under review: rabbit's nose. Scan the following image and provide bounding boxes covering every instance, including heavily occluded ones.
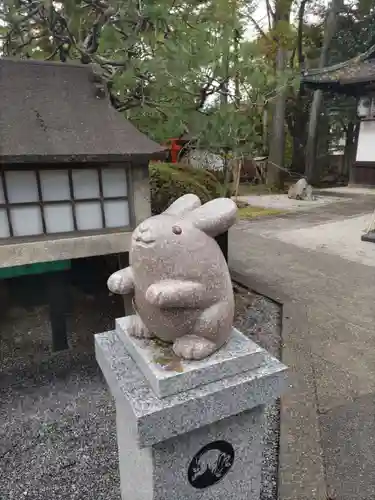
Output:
[139,223,149,233]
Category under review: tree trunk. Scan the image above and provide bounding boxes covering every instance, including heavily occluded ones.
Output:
[220,46,229,107]
[262,107,268,154]
[288,0,309,176]
[220,23,230,195]
[305,90,323,184]
[266,0,294,189]
[234,28,241,109]
[304,0,342,183]
[267,46,286,189]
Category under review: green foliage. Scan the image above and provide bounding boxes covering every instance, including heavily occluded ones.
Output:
[149,162,221,215]
[329,6,375,64]
[6,0,365,184]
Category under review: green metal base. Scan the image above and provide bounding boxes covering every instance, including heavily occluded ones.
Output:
[0,260,71,279]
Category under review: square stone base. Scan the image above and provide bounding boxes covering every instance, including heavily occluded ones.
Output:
[117,401,265,500]
[116,316,267,398]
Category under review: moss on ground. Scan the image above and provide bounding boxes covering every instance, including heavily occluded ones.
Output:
[233,183,291,196]
[238,205,285,219]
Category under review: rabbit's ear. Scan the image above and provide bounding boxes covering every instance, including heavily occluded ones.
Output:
[186,198,237,237]
[164,194,201,216]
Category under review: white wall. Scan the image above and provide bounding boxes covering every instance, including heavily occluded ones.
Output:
[356,120,375,162]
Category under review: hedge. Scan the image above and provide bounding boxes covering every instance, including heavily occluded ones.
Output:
[149,162,222,215]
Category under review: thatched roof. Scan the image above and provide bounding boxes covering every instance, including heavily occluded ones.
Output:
[302,46,375,96]
[0,58,166,164]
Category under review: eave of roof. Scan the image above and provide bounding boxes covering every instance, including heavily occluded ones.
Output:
[301,44,375,94]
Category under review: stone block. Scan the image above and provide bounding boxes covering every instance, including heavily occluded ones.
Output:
[116,399,265,500]
[116,316,267,398]
[95,327,287,500]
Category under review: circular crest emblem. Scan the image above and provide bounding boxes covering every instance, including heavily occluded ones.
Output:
[187,441,235,489]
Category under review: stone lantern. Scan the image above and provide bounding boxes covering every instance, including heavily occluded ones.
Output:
[0,57,165,349]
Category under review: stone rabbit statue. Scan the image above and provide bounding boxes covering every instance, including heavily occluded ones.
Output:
[107,194,238,360]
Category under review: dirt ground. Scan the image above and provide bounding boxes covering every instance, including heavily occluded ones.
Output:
[0,272,281,500]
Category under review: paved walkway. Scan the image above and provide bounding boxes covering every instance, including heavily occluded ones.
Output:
[229,196,375,500]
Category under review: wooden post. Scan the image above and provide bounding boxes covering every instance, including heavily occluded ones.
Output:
[47,270,69,351]
[234,159,242,202]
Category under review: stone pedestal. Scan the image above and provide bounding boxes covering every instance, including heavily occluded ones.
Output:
[95,317,287,500]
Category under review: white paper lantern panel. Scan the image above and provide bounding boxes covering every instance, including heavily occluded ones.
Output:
[104,200,130,228]
[40,170,70,201]
[102,169,128,197]
[76,202,103,230]
[10,206,43,236]
[0,209,10,238]
[72,170,100,199]
[6,171,39,203]
[44,204,74,234]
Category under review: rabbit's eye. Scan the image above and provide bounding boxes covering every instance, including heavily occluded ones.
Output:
[172,225,182,235]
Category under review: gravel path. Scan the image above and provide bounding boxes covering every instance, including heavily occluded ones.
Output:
[1,359,120,500]
[1,281,281,500]
[0,279,123,500]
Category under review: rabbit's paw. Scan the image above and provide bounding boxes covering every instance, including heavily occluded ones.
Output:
[128,315,154,339]
[107,267,134,295]
[173,335,217,360]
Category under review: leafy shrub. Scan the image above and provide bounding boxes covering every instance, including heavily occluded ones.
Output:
[149,162,222,215]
